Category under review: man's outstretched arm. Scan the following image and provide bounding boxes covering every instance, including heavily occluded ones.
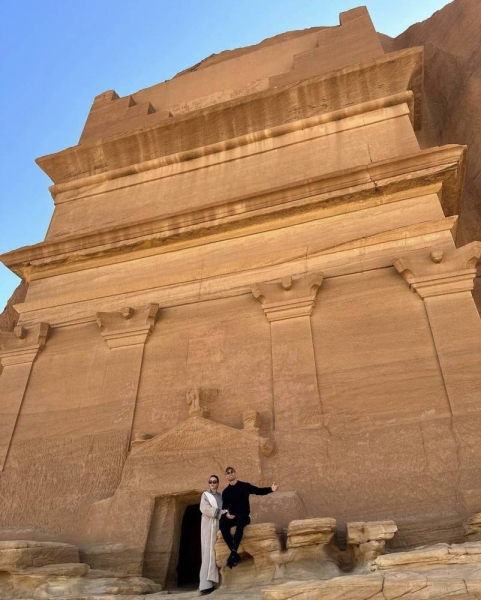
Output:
[248,482,278,495]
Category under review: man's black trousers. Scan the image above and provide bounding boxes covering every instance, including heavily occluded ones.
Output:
[219,513,251,551]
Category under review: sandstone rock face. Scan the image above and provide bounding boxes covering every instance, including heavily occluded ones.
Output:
[0,281,27,332]
[381,0,481,312]
[1,3,481,591]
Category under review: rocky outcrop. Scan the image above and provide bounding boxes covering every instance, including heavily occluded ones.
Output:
[0,282,27,332]
[214,518,396,589]
[283,519,340,581]
[264,540,481,600]
[215,523,283,589]
[0,540,162,599]
[347,521,398,567]
[372,540,481,570]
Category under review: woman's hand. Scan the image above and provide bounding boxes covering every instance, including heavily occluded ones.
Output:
[226,511,235,519]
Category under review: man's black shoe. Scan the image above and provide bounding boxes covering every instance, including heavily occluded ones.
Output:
[230,550,242,567]
[200,587,215,595]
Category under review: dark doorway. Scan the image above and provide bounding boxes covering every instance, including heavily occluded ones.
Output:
[177,503,202,586]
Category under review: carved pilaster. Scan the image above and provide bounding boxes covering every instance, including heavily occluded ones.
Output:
[395,242,481,415]
[96,304,159,451]
[0,322,50,470]
[251,273,323,321]
[0,323,49,366]
[252,273,323,431]
[394,242,481,298]
[96,304,158,348]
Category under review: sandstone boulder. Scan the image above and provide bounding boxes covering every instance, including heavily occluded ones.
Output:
[215,523,283,589]
[347,520,397,567]
[283,518,341,581]
[286,518,336,549]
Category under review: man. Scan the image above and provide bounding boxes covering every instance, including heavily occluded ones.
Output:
[220,466,278,568]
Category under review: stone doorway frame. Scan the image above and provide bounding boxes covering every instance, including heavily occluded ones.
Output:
[143,490,202,588]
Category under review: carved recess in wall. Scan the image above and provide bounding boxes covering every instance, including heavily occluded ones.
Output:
[251,273,324,321]
[96,304,159,348]
[394,242,481,298]
[186,387,218,418]
[0,323,50,366]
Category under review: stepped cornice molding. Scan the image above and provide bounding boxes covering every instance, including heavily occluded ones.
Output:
[1,145,466,283]
[36,48,423,186]
[51,98,413,206]
[394,242,481,298]
[13,216,457,328]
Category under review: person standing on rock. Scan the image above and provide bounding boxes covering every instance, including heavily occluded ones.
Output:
[220,466,278,568]
[199,474,227,595]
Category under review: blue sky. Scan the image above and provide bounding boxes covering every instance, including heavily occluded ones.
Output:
[0,0,452,311]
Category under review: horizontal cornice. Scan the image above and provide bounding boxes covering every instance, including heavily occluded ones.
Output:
[1,144,466,282]
[14,216,458,328]
[36,48,423,187]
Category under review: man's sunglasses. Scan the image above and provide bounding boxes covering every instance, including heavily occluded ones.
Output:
[226,470,235,474]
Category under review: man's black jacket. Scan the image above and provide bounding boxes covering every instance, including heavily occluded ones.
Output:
[222,480,272,516]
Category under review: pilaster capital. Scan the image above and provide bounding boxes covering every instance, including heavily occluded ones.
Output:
[0,323,50,366]
[251,272,323,322]
[394,242,481,298]
[96,303,159,348]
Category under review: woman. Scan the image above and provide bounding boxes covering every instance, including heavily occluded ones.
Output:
[199,474,225,595]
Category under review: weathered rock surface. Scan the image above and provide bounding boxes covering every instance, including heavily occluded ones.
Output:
[0,281,27,332]
[0,540,162,599]
[0,540,79,571]
[465,513,481,540]
[347,521,398,567]
[215,523,283,589]
[263,563,481,600]
[283,519,341,582]
[380,0,481,313]
[286,519,336,549]
[373,540,481,570]
[2,2,481,591]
